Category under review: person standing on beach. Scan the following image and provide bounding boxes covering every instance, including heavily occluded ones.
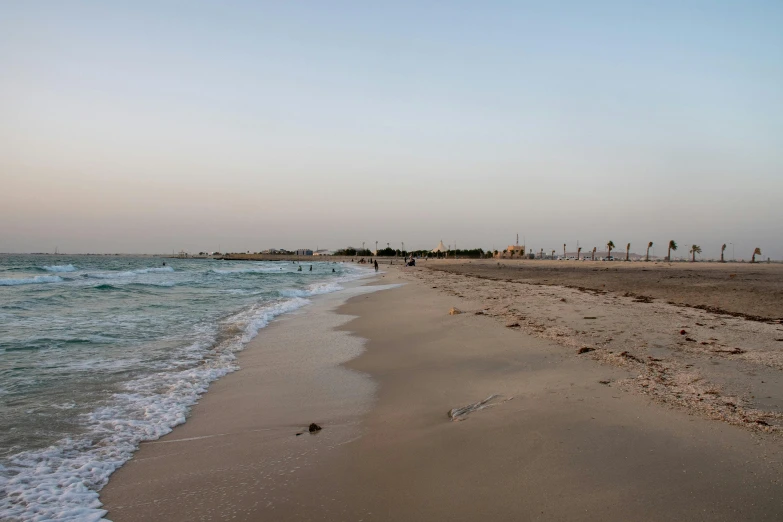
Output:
[374,260,378,271]
[309,265,312,271]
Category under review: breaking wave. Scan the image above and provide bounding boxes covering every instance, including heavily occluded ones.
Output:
[0,276,64,286]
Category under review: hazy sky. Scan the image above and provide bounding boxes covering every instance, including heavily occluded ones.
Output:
[2,1,781,259]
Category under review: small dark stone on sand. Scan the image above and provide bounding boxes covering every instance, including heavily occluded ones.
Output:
[505,322,520,328]
[578,347,595,354]
[309,423,322,432]
[680,329,687,335]
[685,337,696,342]
[598,380,611,385]
[584,317,597,320]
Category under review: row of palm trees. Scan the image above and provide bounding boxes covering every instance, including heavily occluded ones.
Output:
[600,240,762,262]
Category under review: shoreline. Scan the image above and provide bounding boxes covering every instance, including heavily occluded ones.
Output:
[101,264,783,520]
[99,275,396,521]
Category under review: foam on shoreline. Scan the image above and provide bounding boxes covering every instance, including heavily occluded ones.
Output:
[0,265,375,522]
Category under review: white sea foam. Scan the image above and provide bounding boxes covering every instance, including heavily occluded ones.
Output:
[278,281,343,298]
[0,296,315,521]
[42,265,77,273]
[85,266,174,279]
[0,276,64,286]
[209,266,282,275]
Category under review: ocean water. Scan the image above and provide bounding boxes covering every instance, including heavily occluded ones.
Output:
[0,255,369,521]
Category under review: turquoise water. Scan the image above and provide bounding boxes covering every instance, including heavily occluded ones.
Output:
[0,255,366,521]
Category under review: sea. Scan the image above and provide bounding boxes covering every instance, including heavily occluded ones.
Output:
[0,255,370,521]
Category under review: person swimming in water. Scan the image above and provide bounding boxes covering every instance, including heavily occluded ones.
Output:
[309,265,312,271]
[298,265,302,271]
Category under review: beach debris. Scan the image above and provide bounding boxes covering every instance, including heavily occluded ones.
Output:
[680,329,687,335]
[448,307,462,315]
[584,316,597,320]
[685,337,697,342]
[448,394,511,421]
[713,347,746,355]
[505,321,520,328]
[578,347,595,354]
[296,423,323,436]
[560,298,567,302]
[620,351,645,364]
[475,310,486,315]
[598,380,611,385]
[633,295,654,303]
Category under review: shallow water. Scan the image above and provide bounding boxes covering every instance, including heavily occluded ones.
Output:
[0,254,367,521]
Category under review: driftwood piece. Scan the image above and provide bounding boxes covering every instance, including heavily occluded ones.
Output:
[448,394,512,421]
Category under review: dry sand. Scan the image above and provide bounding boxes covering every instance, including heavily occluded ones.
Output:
[427,259,783,321]
[101,263,783,521]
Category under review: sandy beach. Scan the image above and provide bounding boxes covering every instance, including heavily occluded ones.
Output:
[101,261,783,521]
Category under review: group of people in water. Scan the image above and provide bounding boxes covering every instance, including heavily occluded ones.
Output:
[291,259,380,272]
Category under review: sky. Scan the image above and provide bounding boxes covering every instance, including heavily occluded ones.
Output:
[1,1,781,259]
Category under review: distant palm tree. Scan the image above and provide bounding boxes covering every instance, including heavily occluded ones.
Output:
[577,246,582,260]
[625,243,631,261]
[751,247,762,263]
[667,240,677,262]
[563,243,567,259]
[539,248,544,259]
[592,247,597,261]
[606,241,615,259]
[720,244,727,262]
[646,241,653,262]
[510,249,515,259]
[690,245,702,262]
[551,249,556,259]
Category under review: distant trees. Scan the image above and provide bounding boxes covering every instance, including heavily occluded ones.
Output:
[333,248,373,256]
[667,240,678,262]
[752,247,762,263]
[721,244,727,262]
[606,241,615,259]
[646,242,653,262]
[690,245,702,262]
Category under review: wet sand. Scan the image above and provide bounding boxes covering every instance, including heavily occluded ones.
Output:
[101,265,783,521]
